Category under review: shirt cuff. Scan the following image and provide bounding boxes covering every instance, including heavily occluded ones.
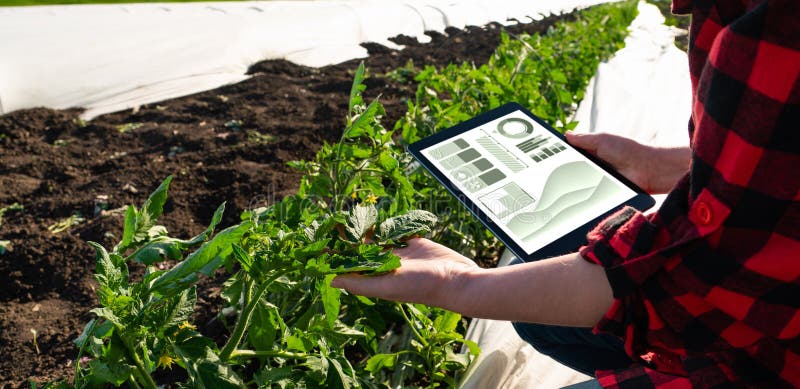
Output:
[579,206,657,298]
[580,206,647,267]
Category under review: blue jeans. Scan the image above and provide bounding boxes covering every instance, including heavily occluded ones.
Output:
[512,322,633,377]
[508,258,633,377]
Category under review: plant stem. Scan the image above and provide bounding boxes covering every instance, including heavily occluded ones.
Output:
[397,303,429,348]
[129,373,143,389]
[229,349,310,360]
[219,270,291,361]
[118,334,158,389]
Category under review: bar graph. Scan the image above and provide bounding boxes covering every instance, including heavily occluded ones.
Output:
[516,135,567,163]
[531,143,567,162]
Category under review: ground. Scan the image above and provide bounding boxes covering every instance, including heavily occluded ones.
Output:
[0,14,571,386]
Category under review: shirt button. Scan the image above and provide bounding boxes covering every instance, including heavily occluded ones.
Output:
[695,201,713,225]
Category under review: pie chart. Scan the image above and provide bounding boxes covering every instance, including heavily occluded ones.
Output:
[497,117,533,139]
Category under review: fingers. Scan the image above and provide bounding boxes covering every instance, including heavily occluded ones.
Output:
[331,270,416,304]
[330,273,383,297]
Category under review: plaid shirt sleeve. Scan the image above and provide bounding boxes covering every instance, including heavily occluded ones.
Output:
[578,0,800,387]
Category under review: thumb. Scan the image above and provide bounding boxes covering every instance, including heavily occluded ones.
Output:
[565,132,601,153]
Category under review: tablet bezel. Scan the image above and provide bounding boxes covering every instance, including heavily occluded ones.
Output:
[407,102,655,262]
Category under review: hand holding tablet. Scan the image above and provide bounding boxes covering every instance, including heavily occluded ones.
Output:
[408,103,655,261]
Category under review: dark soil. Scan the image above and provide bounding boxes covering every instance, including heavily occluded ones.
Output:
[0,13,571,387]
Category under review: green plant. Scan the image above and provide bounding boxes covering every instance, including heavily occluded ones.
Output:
[48,213,85,234]
[75,64,476,388]
[397,0,639,262]
[116,123,143,133]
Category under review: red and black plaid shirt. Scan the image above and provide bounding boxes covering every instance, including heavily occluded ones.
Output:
[579,0,800,387]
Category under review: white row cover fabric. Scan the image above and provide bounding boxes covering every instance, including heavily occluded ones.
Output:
[573,1,691,148]
[459,2,691,388]
[0,0,613,118]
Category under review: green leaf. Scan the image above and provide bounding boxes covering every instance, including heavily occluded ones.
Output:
[550,70,568,83]
[184,202,227,246]
[343,205,377,243]
[74,319,113,357]
[172,332,245,389]
[318,274,341,328]
[127,202,227,265]
[325,249,400,275]
[293,239,331,261]
[286,333,311,353]
[348,62,366,112]
[327,356,357,389]
[346,98,383,138]
[374,210,437,244]
[90,308,124,329]
[365,353,397,373]
[462,339,481,356]
[119,205,137,250]
[445,347,471,367]
[149,222,251,295]
[433,310,461,333]
[231,245,252,274]
[193,361,246,389]
[127,237,184,265]
[142,176,173,223]
[565,121,580,131]
[377,150,399,171]
[303,356,329,384]
[114,177,173,253]
[87,360,131,386]
[256,366,293,385]
[153,286,196,334]
[248,300,281,351]
[90,242,126,290]
[372,253,401,274]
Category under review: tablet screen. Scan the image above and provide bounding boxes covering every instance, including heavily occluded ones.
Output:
[419,109,637,255]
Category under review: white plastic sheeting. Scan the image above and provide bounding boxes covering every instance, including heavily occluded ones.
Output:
[0,0,613,118]
[460,2,691,388]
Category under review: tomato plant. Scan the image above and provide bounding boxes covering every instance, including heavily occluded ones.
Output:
[68,2,639,387]
[74,64,476,388]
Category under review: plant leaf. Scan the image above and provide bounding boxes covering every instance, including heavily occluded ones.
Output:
[153,286,196,334]
[119,205,137,251]
[142,175,172,223]
[318,274,341,328]
[348,62,366,112]
[365,353,397,373]
[375,210,437,244]
[172,332,245,389]
[343,205,377,243]
[149,222,251,295]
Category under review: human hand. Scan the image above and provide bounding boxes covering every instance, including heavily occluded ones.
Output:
[565,132,690,194]
[331,238,481,310]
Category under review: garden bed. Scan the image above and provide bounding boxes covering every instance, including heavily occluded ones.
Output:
[0,14,574,386]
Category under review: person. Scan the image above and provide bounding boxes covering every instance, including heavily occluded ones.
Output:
[332,0,799,387]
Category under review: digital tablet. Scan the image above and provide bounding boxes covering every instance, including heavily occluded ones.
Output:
[407,103,655,261]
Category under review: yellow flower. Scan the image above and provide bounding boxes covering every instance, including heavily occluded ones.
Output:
[350,192,358,199]
[157,354,176,370]
[178,321,197,331]
[365,194,379,204]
